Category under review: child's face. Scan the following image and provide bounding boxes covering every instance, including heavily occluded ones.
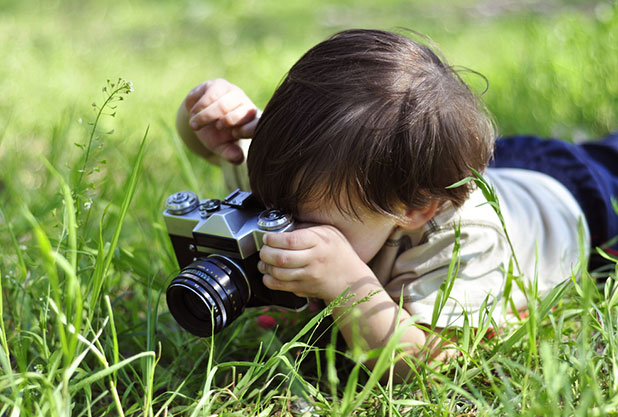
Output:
[296,201,399,263]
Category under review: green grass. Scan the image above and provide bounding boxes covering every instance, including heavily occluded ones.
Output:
[1,0,618,415]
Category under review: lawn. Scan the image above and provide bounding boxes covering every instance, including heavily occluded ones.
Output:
[1,0,618,415]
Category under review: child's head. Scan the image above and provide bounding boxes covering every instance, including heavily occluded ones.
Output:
[248,29,495,221]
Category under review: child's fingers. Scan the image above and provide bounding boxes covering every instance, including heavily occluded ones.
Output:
[259,245,310,269]
[258,261,306,282]
[262,274,311,298]
[216,105,257,130]
[262,274,304,295]
[189,80,243,115]
[184,81,209,111]
[189,90,242,128]
[263,229,319,250]
[186,79,231,112]
[190,89,253,131]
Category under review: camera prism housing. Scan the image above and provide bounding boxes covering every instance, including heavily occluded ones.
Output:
[163,189,308,336]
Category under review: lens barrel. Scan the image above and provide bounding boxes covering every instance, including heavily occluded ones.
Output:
[166,255,250,336]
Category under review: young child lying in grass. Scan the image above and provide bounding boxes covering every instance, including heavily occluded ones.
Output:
[175,29,618,379]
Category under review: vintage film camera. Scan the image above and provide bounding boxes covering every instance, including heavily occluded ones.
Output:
[163,189,308,336]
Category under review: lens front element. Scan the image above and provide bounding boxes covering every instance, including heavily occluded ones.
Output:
[166,255,250,337]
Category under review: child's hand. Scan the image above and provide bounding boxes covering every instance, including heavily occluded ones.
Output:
[258,225,376,303]
[183,79,259,164]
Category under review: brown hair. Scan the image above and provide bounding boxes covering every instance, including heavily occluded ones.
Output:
[248,29,495,219]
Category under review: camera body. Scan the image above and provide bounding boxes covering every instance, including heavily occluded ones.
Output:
[163,189,308,336]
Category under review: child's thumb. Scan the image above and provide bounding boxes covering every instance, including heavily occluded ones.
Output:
[232,117,259,139]
[215,142,244,164]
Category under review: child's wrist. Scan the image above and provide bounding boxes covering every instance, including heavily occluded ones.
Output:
[325,272,383,306]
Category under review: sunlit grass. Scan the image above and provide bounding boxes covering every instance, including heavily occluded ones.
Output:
[1,0,618,415]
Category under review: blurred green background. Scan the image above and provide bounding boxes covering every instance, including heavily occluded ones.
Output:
[1,0,616,204]
[1,0,617,323]
[0,0,617,413]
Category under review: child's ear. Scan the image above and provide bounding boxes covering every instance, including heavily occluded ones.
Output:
[397,201,440,230]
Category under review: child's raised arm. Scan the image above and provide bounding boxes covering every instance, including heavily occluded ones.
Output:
[176,79,259,165]
[258,224,455,383]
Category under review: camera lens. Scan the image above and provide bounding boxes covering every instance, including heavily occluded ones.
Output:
[166,255,251,337]
[183,291,211,321]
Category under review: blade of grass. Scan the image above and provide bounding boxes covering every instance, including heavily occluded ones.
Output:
[0,270,19,412]
[89,126,149,318]
[340,315,416,416]
[152,348,211,417]
[143,277,160,417]
[454,169,522,275]
[40,157,83,362]
[0,270,10,366]
[160,119,200,192]
[0,108,11,153]
[493,219,588,357]
[69,351,155,394]
[0,205,27,279]
[492,278,572,357]
[23,209,71,366]
[102,295,126,417]
[189,366,219,417]
[431,221,461,328]
[41,159,77,273]
[325,329,340,414]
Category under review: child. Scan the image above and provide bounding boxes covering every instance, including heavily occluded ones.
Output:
[176,29,618,379]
